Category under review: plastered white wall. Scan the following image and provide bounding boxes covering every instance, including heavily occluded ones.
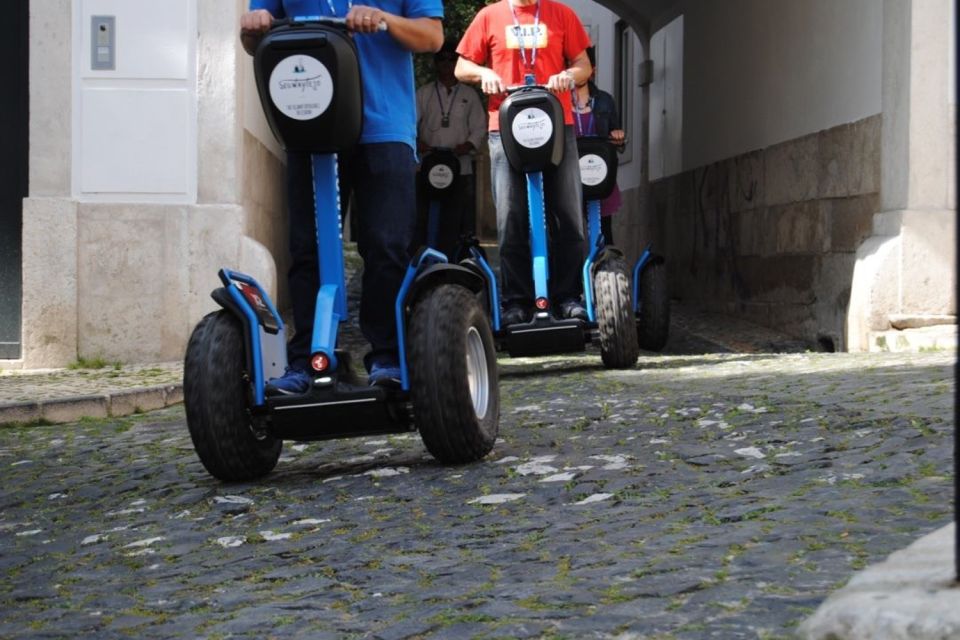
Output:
[549,0,645,190]
[73,0,197,202]
[655,0,882,174]
[242,55,284,160]
[649,16,682,180]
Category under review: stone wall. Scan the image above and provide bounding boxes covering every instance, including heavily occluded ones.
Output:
[242,131,289,309]
[651,115,881,351]
[8,0,284,369]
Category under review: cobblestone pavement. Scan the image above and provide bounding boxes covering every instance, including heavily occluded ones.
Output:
[0,346,953,639]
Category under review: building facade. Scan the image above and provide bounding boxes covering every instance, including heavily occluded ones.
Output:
[1,0,955,369]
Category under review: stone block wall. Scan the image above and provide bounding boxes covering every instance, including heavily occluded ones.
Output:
[651,115,881,351]
[242,131,289,309]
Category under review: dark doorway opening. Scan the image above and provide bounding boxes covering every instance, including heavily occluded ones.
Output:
[0,0,28,359]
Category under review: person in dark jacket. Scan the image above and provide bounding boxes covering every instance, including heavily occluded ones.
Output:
[572,46,625,244]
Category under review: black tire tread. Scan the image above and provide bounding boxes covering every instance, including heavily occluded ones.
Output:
[594,256,640,369]
[409,285,499,464]
[183,311,281,481]
[637,261,670,352]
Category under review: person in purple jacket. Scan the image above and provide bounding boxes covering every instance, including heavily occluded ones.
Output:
[240,1,443,392]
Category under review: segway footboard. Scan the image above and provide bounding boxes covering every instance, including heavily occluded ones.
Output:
[265,384,412,441]
[501,316,586,357]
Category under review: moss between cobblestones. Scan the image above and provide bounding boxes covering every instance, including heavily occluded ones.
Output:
[1,351,953,637]
[0,417,55,429]
[429,611,497,626]
[67,356,118,370]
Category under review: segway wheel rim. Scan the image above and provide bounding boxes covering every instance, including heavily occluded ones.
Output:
[466,326,489,419]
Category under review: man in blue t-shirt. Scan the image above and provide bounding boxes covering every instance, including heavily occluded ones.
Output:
[240,1,443,392]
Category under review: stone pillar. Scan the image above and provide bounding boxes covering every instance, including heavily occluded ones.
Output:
[846,0,957,352]
[18,0,77,368]
[12,0,281,369]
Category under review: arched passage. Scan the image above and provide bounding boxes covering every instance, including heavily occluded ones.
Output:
[562,0,955,352]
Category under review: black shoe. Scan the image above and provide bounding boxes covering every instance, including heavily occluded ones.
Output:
[501,305,531,326]
[559,299,589,321]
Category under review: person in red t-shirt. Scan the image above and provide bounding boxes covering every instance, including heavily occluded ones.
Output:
[455,0,593,324]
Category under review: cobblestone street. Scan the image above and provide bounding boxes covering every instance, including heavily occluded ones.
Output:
[0,348,953,639]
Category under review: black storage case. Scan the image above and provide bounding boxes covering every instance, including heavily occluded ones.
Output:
[419,149,460,201]
[497,86,565,173]
[576,136,619,201]
[253,23,362,153]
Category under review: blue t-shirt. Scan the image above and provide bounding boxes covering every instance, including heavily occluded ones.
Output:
[250,0,443,149]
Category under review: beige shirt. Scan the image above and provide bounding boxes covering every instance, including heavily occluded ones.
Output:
[415,81,487,175]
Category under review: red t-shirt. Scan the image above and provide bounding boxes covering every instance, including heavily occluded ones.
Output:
[457,0,591,131]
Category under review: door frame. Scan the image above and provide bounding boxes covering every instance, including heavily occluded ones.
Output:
[0,0,28,359]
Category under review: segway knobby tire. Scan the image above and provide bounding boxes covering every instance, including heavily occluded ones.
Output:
[637,260,670,352]
[594,256,640,369]
[183,311,281,481]
[409,285,499,463]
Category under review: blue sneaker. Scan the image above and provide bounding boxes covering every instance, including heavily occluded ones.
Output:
[368,358,402,388]
[265,366,311,396]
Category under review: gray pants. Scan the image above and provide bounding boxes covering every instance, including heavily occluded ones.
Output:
[488,125,586,308]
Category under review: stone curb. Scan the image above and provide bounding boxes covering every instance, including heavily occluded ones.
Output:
[0,384,183,427]
[799,523,960,639]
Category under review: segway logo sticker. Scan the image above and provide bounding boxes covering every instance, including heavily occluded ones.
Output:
[428,164,455,189]
[512,108,553,148]
[579,154,608,186]
[269,55,334,121]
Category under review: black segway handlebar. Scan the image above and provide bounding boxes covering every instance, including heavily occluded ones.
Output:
[504,83,549,95]
[270,16,388,32]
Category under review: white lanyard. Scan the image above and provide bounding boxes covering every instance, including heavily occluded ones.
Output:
[572,89,594,135]
[509,1,540,75]
[324,0,352,16]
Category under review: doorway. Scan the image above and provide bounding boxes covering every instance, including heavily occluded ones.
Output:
[0,0,28,358]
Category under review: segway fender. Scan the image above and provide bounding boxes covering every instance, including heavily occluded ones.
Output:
[593,245,625,269]
[640,252,666,270]
[210,287,255,380]
[404,263,486,308]
[212,269,288,406]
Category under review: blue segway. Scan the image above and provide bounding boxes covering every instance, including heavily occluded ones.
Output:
[418,147,461,256]
[183,18,499,481]
[575,135,641,367]
[633,246,670,352]
[577,134,669,353]
[460,84,638,368]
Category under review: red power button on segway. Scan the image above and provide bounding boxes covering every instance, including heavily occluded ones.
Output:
[311,353,330,372]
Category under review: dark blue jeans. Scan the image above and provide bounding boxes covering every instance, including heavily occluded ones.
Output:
[286,143,417,371]
[489,125,586,308]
